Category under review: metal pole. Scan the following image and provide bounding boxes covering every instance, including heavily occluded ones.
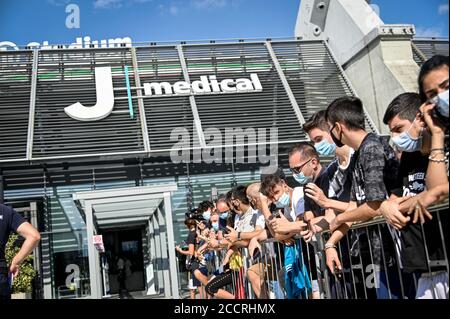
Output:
[0,169,4,204]
[164,192,180,299]
[176,45,206,148]
[265,41,306,126]
[26,49,39,160]
[131,47,152,153]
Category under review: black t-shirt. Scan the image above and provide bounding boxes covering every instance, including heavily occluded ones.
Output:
[305,167,329,217]
[0,204,26,263]
[350,134,401,267]
[395,151,449,273]
[326,153,354,204]
[186,230,197,247]
[351,133,401,205]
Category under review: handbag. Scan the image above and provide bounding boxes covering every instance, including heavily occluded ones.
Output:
[186,256,200,271]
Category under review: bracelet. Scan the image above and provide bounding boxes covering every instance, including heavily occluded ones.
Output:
[429,157,447,163]
[429,152,448,163]
[430,148,445,152]
[324,243,337,250]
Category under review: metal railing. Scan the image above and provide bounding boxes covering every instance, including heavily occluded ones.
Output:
[186,207,448,299]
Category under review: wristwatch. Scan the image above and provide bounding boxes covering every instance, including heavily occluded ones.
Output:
[237,232,241,241]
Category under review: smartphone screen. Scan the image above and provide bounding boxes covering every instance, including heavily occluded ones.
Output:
[8,273,14,288]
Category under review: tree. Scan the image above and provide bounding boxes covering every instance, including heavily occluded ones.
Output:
[5,234,36,294]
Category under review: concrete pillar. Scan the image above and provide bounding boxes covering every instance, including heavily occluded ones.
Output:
[296,0,419,133]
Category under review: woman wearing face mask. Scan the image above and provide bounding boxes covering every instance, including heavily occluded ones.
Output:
[192,216,218,298]
[175,218,199,299]
[418,55,449,191]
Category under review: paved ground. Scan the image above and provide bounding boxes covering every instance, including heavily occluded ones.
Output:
[105,290,191,299]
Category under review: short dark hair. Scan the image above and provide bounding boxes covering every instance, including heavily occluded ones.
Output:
[325,96,366,131]
[288,142,319,161]
[197,200,214,213]
[383,93,422,125]
[184,218,196,229]
[225,190,233,205]
[230,185,249,205]
[260,174,284,198]
[418,55,449,102]
[303,110,329,133]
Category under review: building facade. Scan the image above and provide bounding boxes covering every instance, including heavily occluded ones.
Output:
[0,35,448,299]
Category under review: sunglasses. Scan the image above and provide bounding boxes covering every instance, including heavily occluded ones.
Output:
[290,158,312,175]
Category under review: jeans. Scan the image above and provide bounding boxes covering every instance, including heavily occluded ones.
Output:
[0,273,11,300]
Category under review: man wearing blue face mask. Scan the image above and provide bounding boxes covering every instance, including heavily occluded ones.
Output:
[380,92,449,299]
[197,201,214,222]
[302,111,355,214]
[288,143,333,223]
[215,196,230,231]
[259,176,316,298]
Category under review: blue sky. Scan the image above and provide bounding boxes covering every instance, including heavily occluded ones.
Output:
[0,0,448,46]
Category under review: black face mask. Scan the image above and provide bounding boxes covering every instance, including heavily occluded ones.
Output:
[330,125,345,148]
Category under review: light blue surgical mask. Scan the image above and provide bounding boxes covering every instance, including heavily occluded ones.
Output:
[202,210,211,221]
[275,192,291,208]
[293,172,313,185]
[212,222,219,232]
[431,90,449,118]
[392,120,423,152]
[219,212,229,220]
[315,139,337,156]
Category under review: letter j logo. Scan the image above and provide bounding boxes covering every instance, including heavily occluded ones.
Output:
[64,67,115,121]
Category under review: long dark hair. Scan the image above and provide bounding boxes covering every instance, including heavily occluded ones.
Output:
[418,55,449,102]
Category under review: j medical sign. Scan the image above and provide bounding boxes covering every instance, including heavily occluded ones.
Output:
[64,66,263,122]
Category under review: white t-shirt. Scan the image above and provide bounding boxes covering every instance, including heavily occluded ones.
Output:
[283,187,305,221]
[234,207,265,232]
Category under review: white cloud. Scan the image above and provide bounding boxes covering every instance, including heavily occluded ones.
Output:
[93,0,152,9]
[169,4,179,15]
[158,3,180,16]
[192,0,227,9]
[415,27,443,38]
[438,3,449,15]
[47,0,71,6]
[94,0,123,9]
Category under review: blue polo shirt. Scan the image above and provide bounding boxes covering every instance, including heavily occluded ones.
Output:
[0,204,26,263]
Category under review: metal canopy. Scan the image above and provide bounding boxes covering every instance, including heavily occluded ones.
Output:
[72,184,178,299]
[93,199,161,229]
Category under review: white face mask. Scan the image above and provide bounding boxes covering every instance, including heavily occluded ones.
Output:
[392,119,423,153]
[430,90,449,118]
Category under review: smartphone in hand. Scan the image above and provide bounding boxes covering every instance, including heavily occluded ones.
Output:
[268,210,281,221]
[334,265,343,279]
